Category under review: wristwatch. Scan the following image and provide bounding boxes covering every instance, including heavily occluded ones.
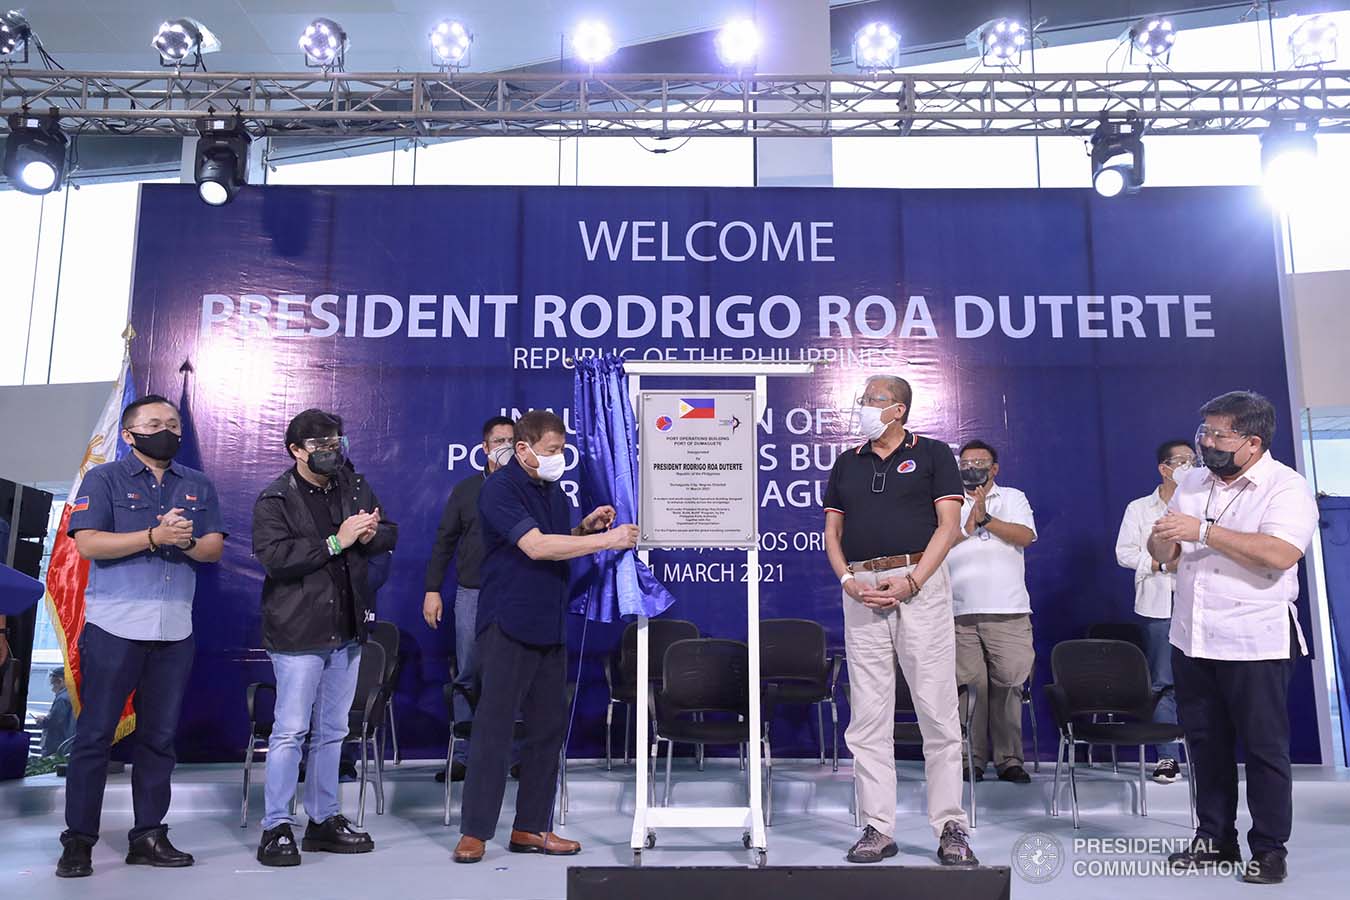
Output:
[976,514,993,528]
[185,537,198,551]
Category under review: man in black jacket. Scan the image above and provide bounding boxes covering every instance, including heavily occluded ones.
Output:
[251,409,397,867]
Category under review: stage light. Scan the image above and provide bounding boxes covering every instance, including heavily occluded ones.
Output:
[430,20,472,68]
[152,18,221,68]
[0,10,31,62]
[1125,17,1176,61]
[1090,116,1144,198]
[1261,120,1318,207]
[300,18,347,70]
[572,21,614,66]
[1288,15,1338,68]
[852,23,901,71]
[967,18,1028,68]
[715,18,760,70]
[3,112,67,195]
[194,117,251,206]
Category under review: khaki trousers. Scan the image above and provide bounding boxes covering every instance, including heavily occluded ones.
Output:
[954,613,1034,772]
[844,563,969,838]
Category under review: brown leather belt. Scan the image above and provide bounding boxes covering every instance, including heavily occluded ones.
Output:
[849,552,924,573]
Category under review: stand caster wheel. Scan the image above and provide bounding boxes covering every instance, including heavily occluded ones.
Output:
[742,833,752,849]
[646,833,657,849]
[632,851,643,867]
[752,849,767,868]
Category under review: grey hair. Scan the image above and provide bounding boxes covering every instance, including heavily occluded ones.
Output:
[865,374,913,424]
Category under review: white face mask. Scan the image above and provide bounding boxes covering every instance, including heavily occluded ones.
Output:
[1167,461,1194,483]
[524,444,567,482]
[488,445,513,469]
[858,404,898,441]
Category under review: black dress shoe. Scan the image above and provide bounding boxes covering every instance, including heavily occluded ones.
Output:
[56,839,93,878]
[257,824,302,867]
[302,814,374,854]
[126,828,194,867]
[998,764,1032,784]
[435,761,468,783]
[962,765,985,783]
[1167,836,1242,867]
[1242,851,1287,884]
[510,762,521,780]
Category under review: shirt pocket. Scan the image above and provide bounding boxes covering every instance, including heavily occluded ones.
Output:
[111,497,154,531]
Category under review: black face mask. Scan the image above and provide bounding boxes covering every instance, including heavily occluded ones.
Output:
[1200,444,1247,478]
[960,466,990,490]
[129,429,180,462]
[306,449,344,476]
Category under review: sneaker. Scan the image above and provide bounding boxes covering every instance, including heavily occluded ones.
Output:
[845,825,898,864]
[997,764,1032,784]
[937,821,978,866]
[1151,758,1180,784]
[257,824,302,867]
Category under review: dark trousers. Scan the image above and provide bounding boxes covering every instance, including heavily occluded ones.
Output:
[1172,645,1294,857]
[460,623,566,840]
[63,623,195,846]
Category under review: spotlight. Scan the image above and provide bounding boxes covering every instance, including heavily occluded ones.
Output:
[1288,15,1338,68]
[1261,119,1318,207]
[0,10,32,62]
[430,20,472,69]
[852,23,901,71]
[967,18,1027,68]
[1124,17,1176,62]
[152,18,220,68]
[194,117,251,206]
[571,20,614,66]
[715,18,760,70]
[1090,115,1144,198]
[300,18,347,70]
[3,111,67,195]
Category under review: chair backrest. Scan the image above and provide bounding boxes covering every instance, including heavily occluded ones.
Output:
[1085,622,1145,649]
[894,665,918,716]
[368,620,400,686]
[350,641,388,728]
[659,638,749,715]
[759,618,827,683]
[619,618,700,684]
[1050,639,1153,719]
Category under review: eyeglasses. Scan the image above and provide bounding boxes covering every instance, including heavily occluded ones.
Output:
[854,394,896,408]
[1164,454,1196,467]
[1195,425,1248,445]
[303,435,348,453]
[128,419,181,434]
[959,461,993,470]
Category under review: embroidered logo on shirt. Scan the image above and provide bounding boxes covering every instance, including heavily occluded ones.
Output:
[126,492,141,500]
[898,460,917,474]
[185,493,198,501]
[72,496,90,512]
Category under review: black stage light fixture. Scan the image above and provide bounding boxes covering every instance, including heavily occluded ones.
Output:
[1090,115,1145,198]
[4,111,68,195]
[194,117,251,206]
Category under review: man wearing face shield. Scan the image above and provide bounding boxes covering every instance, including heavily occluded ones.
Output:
[424,415,517,782]
[58,395,226,879]
[1148,391,1317,885]
[947,440,1038,786]
[1115,438,1196,785]
[822,375,977,866]
[251,409,398,867]
[453,409,638,864]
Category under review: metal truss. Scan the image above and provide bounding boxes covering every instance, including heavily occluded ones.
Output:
[2,68,1350,138]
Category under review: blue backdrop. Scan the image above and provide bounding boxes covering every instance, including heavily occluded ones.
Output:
[126,183,1323,764]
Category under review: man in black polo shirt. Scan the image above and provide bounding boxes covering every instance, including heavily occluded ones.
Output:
[424,415,516,782]
[452,409,637,864]
[823,375,977,866]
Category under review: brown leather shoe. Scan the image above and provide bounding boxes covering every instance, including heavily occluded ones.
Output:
[452,835,485,864]
[508,830,581,856]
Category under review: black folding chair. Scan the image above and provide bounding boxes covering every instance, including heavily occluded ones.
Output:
[1083,623,1147,771]
[603,618,699,770]
[368,621,402,764]
[1022,678,1040,772]
[759,618,843,772]
[1045,639,1195,830]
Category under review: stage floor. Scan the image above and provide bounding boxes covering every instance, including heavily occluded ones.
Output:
[3,759,1348,899]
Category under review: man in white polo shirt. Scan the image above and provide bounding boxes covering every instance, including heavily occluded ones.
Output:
[947,440,1037,785]
[1149,391,1318,886]
[1115,438,1196,785]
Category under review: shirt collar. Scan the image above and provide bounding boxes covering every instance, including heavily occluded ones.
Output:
[119,451,183,479]
[856,429,918,457]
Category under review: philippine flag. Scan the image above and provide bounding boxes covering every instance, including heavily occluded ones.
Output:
[656,416,674,432]
[679,398,716,419]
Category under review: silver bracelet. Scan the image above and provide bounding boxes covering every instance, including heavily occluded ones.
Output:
[1198,521,1211,547]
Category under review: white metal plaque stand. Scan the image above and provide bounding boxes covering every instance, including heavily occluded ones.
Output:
[623,360,816,867]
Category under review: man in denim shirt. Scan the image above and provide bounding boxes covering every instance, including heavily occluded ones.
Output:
[57,395,225,879]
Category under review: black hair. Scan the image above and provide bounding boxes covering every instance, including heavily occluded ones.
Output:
[121,395,178,429]
[285,408,343,458]
[482,415,515,441]
[1156,439,1192,465]
[514,409,566,446]
[958,439,999,464]
[1199,390,1276,451]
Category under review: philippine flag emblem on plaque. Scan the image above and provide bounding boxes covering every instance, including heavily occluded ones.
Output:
[679,398,716,419]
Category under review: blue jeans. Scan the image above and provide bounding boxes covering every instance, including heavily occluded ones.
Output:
[452,587,480,763]
[262,643,362,829]
[1140,616,1179,760]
